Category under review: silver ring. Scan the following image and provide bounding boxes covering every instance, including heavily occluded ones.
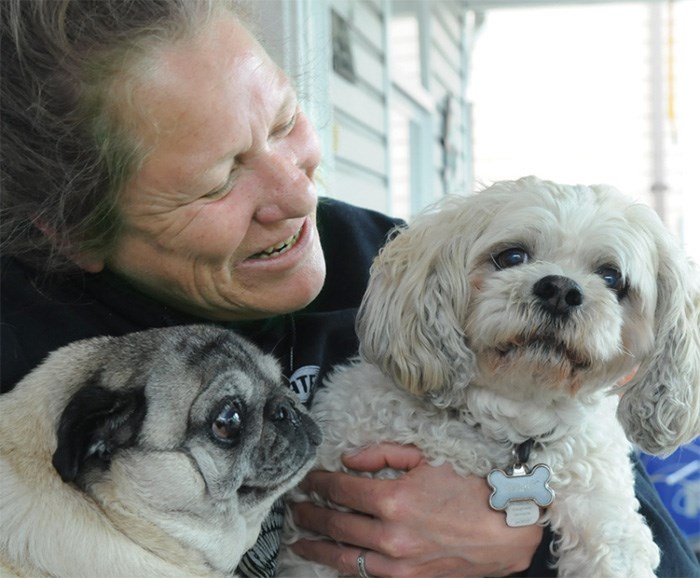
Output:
[356,549,372,578]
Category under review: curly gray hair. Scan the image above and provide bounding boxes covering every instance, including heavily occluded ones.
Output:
[1,0,247,272]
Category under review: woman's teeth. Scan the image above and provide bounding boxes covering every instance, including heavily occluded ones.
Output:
[253,230,301,259]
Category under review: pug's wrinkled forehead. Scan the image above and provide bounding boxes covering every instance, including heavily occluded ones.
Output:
[96,325,285,449]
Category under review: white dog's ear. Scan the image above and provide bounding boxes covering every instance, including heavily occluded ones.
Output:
[52,383,147,482]
[357,216,477,397]
[617,231,700,456]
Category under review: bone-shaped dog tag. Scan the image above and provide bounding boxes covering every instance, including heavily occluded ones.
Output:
[487,463,554,527]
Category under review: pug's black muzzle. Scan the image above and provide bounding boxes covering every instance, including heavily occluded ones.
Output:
[267,396,322,448]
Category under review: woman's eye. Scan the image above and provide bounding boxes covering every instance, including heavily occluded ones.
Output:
[596,266,627,296]
[272,113,297,138]
[211,400,244,443]
[202,169,237,200]
[492,248,530,270]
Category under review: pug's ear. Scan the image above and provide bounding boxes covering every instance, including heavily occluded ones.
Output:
[52,383,146,482]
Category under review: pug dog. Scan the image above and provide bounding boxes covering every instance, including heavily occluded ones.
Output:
[0,325,321,577]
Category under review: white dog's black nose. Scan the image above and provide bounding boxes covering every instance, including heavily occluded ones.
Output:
[533,275,583,315]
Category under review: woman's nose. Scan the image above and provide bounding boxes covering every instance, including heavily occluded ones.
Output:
[288,110,321,179]
[253,150,319,224]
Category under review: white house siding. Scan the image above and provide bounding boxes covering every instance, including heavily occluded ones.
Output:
[428,2,472,197]
[328,0,390,214]
[253,0,472,218]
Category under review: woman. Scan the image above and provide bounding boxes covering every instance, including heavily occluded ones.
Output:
[1,1,697,576]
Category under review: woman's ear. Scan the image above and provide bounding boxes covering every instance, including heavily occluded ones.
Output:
[72,254,105,273]
[33,216,105,273]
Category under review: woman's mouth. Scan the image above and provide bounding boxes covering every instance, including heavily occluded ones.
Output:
[250,229,302,260]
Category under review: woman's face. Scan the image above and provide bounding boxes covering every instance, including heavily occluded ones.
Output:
[98,15,325,321]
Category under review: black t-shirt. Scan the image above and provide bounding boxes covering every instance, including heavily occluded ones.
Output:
[1,198,400,396]
[2,198,698,577]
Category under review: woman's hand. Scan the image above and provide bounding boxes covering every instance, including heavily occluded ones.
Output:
[290,443,543,577]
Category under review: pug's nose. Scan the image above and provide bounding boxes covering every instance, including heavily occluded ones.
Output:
[266,398,302,430]
[533,275,583,315]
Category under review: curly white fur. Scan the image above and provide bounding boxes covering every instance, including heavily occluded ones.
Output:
[279,177,700,578]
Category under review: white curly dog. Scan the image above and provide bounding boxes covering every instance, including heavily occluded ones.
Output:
[279,176,700,578]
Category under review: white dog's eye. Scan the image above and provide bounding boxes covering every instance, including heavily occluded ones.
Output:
[595,266,628,297]
[212,400,244,443]
[492,248,530,270]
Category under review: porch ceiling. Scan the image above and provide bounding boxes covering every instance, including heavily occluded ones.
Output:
[463,0,668,10]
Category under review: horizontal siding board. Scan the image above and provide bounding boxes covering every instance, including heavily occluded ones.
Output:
[333,163,390,213]
[334,107,387,140]
[331,0,383,54]
[432,20,462,64]
[333,119,387,175]
[362,0,382,13]
[330,0,353,19]
[352,43,385,92]
[354,2,384,50]
[432,2,462,45]
[331,75,386,131]
[431,52,462,95]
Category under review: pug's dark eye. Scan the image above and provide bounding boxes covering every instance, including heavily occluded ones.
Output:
[211,400,244,443]
[492,248,529,270]
[596,266,628,298]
